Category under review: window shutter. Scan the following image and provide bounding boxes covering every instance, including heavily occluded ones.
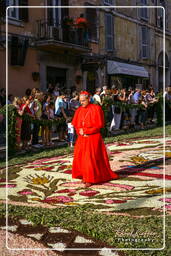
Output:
[105,13,114,51]
[19,37,29,65]
[11,36,19,66]
[19,0,28,22]
[139,25,142,59]
[85,5,97,41]
[141,26,149,59]
[11,36,28,66]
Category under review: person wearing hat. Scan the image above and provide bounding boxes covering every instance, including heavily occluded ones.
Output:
[71,91,118,187]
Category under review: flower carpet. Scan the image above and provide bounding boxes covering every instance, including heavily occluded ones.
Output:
[0,136,171,253]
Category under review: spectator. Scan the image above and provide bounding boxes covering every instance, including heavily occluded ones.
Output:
[8,94,13,104]
[13,97,25,150]
[100,86,108,101]
[55,92,68,141]
[75,13,88,45]
[165,86,171,121]
[53,84,60,98]
[47,83,54,94]
[145,88,157,123]
[129,88,141,128]
[42,94,51,146]
[32,92,43,148]
[70,91,80,112]
[25,88,32,97]
[20,97,33,150]
[93,88,102,105]
[138,90,148,129]
[110,88,126,130]
[48,102,55,146]
[67,116,75,147]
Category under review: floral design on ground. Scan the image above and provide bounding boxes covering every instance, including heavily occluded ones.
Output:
[0,137,170,215]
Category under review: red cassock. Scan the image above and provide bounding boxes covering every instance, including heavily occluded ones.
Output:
[72,103,118,184]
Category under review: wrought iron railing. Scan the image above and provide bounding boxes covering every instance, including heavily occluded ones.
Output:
[36,19,89,47]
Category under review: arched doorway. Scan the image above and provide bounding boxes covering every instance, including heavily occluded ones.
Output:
[158,52,170,91]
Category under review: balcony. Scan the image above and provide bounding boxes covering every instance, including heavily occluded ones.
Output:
[36,19,91,53]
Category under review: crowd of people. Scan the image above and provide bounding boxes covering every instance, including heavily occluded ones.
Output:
[0,84,171,152]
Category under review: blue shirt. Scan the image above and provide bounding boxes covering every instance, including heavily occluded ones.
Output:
[132,92,141,104]
[55,97,66,115]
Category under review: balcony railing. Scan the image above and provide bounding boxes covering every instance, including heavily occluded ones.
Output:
[36,19,89,48]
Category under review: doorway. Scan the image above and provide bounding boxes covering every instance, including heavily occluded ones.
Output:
[46,66,67,89]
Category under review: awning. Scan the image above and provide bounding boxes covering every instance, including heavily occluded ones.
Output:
[107,60,149,78]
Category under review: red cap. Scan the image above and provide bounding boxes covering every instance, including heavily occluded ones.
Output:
[80,91,90,96]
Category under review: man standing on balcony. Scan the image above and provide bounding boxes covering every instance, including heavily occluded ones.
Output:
[75,13,88,45]
[71,91,118,187]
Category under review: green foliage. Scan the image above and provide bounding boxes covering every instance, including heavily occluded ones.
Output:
[0,203,168,251]
[0,104,17,153]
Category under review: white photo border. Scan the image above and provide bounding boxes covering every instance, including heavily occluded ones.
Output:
[5,5,166,251]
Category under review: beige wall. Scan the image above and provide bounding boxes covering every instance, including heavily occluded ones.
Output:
[8,48,39,97]
[115,17,138,61]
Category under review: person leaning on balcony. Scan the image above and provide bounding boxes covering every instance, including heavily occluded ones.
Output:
[75,13,88,45]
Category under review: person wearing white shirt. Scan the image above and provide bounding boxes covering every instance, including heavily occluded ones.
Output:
[93,88,102,105]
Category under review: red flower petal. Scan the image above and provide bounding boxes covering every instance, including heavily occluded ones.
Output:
[79,190,99,197]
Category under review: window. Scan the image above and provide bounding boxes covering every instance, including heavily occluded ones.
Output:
[139,0,148,20]
[104,0,113,5]
[85,4,98,41]
[105,13,114,51]
[47,0,61,26]
[7,0,28,22]
[140,26,149,59]
[156,0,166,28]
[8,0,19,19]
[10,36,29,66]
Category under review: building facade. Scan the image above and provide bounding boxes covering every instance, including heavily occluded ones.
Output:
[0,0,171,96]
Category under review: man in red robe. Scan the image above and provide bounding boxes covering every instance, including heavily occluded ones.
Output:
[72,91,118,187]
